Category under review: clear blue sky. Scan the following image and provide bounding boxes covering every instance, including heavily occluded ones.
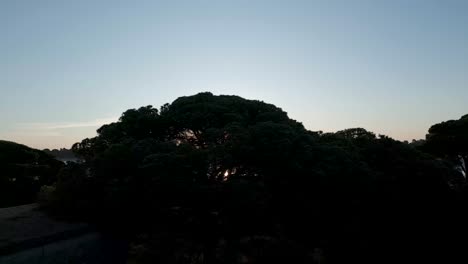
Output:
[1,0,467,149]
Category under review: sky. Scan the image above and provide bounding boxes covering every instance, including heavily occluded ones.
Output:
[1,0,468,149]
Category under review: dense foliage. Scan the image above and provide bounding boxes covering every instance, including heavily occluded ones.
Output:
[424,114,468,176]
[0,140,62,207]
[40,93,468,263]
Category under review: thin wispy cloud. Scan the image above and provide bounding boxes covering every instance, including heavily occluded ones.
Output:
[0,117,119,149]
[0,131,62,137]
[16,117,118,131]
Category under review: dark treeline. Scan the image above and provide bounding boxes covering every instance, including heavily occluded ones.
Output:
[0,140,62,207]
[42,148,78,161]
[31,93,468,263]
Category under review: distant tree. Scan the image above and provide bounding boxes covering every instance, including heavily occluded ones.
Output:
[43,148,79,162]
[410,139,426,147]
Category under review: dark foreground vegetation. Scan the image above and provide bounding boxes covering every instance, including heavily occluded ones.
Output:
[0,141,62,207]
[4,93,468,263]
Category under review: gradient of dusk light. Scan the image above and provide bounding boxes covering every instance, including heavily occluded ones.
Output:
[1,0,467,149]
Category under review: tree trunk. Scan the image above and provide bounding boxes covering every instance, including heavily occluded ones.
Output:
[461,155,467,176]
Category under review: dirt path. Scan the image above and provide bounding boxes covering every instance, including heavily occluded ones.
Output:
[0,204,90,254]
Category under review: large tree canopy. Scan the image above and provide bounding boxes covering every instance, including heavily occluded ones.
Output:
[42,93,464,264]
[70,93,343,199]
